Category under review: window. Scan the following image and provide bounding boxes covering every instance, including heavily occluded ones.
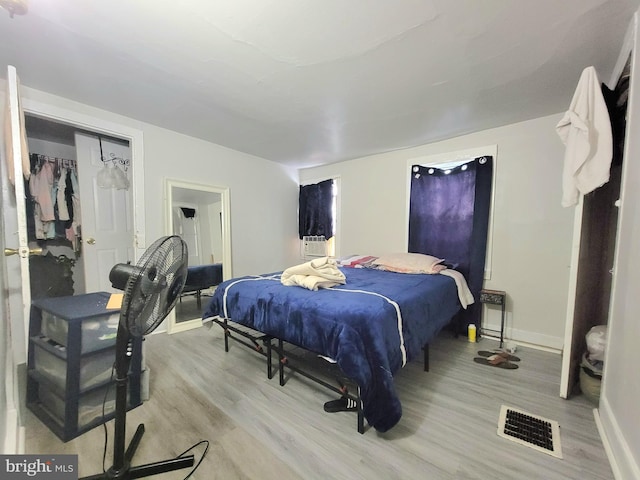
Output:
[406,146,496,279]
[299,178,338,257]
[407,152,494,333]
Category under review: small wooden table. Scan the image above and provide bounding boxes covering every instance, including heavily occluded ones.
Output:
[479,289,506,348]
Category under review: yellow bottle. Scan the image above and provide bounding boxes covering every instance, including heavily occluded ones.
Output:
[468,324,477,343]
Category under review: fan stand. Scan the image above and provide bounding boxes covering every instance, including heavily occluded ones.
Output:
[80,326,194,480]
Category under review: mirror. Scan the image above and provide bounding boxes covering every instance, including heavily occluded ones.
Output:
[165,179,232,333]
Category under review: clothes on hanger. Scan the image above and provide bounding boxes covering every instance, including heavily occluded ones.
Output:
[27,154,81,250]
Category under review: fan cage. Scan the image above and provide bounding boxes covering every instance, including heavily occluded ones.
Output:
[121,236,188,337]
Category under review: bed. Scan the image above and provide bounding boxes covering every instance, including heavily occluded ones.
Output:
[182,263,223,308]
[202,261,467,432]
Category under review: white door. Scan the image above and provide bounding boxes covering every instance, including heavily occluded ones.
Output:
[2,65,34,453]
[74,133,134,293]
[0,183,22,454]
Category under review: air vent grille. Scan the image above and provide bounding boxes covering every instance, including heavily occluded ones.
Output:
[497,405,562,458]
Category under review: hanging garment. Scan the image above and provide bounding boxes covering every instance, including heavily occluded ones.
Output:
[28,155,80,245]
[64,169,74,228]
[69,169,82,250]
[29,161,56,239]
[556,66,613,207]
[29,161,55,221]
[3,78,31,185]
[56,166,70,221]
[65,169,76,244]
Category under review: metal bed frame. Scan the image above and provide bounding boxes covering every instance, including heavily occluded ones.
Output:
[210,316,431,434]
[272,338,365,433]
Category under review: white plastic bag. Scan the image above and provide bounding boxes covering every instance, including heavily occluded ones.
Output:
[586,325,607,362]
[97,162,130,190]
[112,164,130,190]
[97,162,116,188]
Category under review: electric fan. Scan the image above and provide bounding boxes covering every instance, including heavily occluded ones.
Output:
[81,235,194,480]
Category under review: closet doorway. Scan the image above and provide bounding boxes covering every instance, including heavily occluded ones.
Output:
[165,179,231,334]
[24,115,137,298]
[559,55,630,399]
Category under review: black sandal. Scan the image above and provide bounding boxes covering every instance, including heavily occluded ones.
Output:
[477,350,521,362]
[473,355,519,369]
[323,397,358,412]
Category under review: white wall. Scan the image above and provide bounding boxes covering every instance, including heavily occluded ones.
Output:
[598,12,640,480]
[300,114,574,349]
[1,80,302,450]
[27,137,76,160]
[0,80,300,362]
[8,84,301,277]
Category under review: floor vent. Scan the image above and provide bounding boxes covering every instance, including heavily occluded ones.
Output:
[497,405,562,458]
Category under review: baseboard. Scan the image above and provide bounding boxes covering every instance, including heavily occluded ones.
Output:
[168,318,202,334]
[2,407,22,454]
[594,408,621,479]
[2,361,26,454]
[18,425,25,454]
[598,396,640,480]
[482,321,563,352]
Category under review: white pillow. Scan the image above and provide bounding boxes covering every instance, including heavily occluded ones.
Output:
[372,253,445,274]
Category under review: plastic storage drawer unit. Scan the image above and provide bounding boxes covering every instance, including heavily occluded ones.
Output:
[31,292,120,353]
[41,308,119,353]
[27,292,142,442]
[32,341,115,392]
[37,381,134,431]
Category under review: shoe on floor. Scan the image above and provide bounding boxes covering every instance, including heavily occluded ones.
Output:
[477,350,521,362]
[473,355,519,369]
[324,397,358,412]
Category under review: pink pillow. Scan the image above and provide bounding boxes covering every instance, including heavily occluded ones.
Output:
[372,253,445,274]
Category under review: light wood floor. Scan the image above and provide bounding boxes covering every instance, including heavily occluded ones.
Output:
[25,326,613,479]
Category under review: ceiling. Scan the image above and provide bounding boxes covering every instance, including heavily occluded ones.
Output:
[1,0,639,169]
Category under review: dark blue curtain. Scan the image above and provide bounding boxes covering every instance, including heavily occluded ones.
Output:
[298,179,334,240]
[408,156,493,333]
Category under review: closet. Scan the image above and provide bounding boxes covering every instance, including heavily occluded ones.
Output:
[561,56,630,398]
[24,115,132,299]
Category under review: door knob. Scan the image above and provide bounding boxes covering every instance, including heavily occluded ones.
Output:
[86,238,96,245]
[4,247,43,257]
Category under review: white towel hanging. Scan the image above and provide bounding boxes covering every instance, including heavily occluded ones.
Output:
[556,66,613,207]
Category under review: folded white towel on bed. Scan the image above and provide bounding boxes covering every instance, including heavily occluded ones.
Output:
[281,257,346,291]
[439,269,474,309]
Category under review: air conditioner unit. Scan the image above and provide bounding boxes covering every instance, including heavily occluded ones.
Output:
[302,235,327,258]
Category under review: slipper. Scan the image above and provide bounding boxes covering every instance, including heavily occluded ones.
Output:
[477,350,521,362]
[323,397,358,413]
[473,355,519,369]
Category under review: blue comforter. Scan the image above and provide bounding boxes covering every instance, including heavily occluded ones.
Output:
[202,267,461,431]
